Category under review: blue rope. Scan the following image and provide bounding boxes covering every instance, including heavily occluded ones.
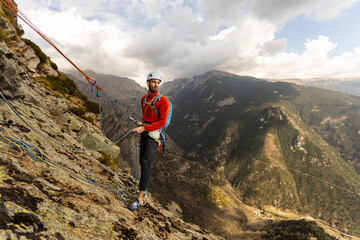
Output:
[0,92,132,151]
[101,90,138,124]
[0,127,44,162]
[0,126,136,204]
[96,88,102,126]
[0,85,141,204]
[135,134,141,182]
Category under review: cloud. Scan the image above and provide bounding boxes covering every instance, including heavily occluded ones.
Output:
[209,26,236,40]
[16,0,360,84]
[21,2,144,78]
[260,39,287,56]
[198,0,249,21]
[125,11,277,79]
[304,36,338,57]
[249,0,358,23]
[252,36,360,78]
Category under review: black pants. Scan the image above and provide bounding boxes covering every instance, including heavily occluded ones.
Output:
[139,133,158,191]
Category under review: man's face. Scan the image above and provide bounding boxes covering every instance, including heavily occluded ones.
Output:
[147,79,161,92]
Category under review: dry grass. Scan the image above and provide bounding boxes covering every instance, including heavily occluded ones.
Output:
[263,131,285,169]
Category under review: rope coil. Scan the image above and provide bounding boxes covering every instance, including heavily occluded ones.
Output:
[0,126,137,204]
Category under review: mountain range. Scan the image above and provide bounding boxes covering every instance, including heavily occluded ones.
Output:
[265,77,360,97]
[2,1,360,239]
[68,68,360,238]
[161,70,360,236]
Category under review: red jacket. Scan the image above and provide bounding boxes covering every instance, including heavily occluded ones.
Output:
[141,91,170,132]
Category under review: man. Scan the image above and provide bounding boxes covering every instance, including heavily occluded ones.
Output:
[127,71,170,211]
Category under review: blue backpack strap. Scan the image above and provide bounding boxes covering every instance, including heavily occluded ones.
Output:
[142,96,146,106]
[165,99,172,129]
[152,94,162,116]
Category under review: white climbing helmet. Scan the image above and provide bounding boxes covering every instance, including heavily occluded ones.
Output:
[146,71,162,82]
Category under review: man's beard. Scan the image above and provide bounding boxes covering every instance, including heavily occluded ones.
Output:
[149,86,158,93]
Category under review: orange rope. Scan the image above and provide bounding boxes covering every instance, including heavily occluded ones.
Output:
[0,127,23,158]
[0,0,102,91]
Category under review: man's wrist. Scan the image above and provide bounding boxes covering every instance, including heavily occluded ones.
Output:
[133,126,146,134]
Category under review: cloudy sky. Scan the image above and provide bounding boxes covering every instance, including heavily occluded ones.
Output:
[16,0,360,84]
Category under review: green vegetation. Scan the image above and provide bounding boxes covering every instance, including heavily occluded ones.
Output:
[0,4,24,36]
[15,24,24,36]
[98,151,120,169]
[45,75,78,95]
[167,73,360,236]
[22,38,59,71]
[231,103,360,235]
[0,7,56,68]
[0,26,11,42]
[68,106,96,124]
[83,98,100,115]
[289,88,360,174]
[50,60,58,71]
[56,79,100,114]
[263,220,337,240]
[23,38,48,63]
[35,74,100,124]
[68,106,86,116]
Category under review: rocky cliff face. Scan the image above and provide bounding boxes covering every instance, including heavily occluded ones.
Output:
[0,12,222,240]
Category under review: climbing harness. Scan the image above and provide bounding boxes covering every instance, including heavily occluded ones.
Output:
[142,93,173,153]
[142,92,160,116]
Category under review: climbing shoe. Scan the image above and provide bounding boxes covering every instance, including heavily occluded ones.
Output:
[127,199,144,211]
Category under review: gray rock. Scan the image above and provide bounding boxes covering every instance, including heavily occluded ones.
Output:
[13,40,40,74]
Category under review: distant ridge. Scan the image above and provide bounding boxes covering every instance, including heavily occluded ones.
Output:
[264,77,360,97]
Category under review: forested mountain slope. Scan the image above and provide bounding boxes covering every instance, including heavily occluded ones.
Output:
[162,70,360,236]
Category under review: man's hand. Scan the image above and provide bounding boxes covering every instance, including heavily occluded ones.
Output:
[133,126,146,134]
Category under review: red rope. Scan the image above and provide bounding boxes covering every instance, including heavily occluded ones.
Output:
[0,0,102,91]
